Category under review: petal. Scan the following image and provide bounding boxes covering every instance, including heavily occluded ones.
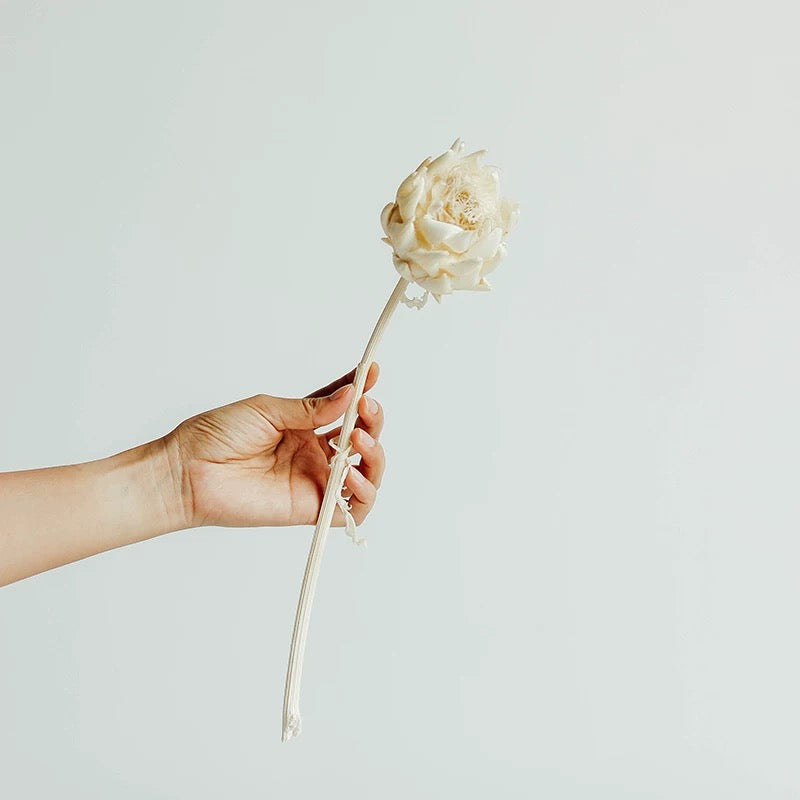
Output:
[380,202,395,235]
[427,200,444,219]
[395,252,429,282]
[407,248,454,277]
[418,273,454,295]
[450,270,482,290]
[459,149,488,171]
[409,263,429,281]
[464,227,503,261]
[398,174,426,222]
[426,148,458,179]
[445,257,483,278]
[387,220,419,256]
[500,197,520,233]
[416,215,475,253]
[476,278,492,291]
[391,255,415,282]
[449,138,465,155]
[396,169,420,198]
[429,179,448,204]
[481,243,507,276]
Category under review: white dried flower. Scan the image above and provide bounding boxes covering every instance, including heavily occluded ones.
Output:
[380,138,519,302]
[283,139,519,742]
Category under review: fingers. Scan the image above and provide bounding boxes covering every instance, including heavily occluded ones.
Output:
[340,464,377,524]
[305,362,379,400]
[357,392,384,440]
[331,426,385,526]
[350,428,385,489]
[249,364,382,432]
[323,393,384,451]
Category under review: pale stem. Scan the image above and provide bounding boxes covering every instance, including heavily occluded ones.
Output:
[282,275,410,741]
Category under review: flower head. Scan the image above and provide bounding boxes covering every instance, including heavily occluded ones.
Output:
[380,139,519,302]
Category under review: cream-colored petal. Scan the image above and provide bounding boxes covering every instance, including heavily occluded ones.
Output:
[387,220,418,256]
[481,243,506,276]
[464,227,503,261]
[429,179,448,204]
[427,198,444,218]
[391,255,415,282]
[407,248,452,267]
[500,197,520,233]
[380,202,395,235]
[475,278,492,291]
[396,169,420,199]
[416,215,475,253]
[409,264,428,282]
[381,236,392,246]
[426,148,458,179]
[444,227,476,253]
[398,175,426,222]
[416,215,462,246]
[450,269,482,290]
[396,253,428,282]
[407,248,454,277]
[418,273,454,295]
[445,257,483,278]
[458,149,488,170]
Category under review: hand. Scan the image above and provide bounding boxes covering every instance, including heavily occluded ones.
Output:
[165,363,386,529]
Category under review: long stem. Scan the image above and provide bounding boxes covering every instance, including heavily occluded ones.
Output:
[282,276,409,741]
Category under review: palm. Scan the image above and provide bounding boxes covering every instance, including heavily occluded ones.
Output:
[168,365,382,529]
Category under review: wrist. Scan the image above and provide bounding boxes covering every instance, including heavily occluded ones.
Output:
[157,434,194,532]
[101,437,191,540]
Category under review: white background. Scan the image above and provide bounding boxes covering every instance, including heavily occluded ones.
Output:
[1,1,799,797]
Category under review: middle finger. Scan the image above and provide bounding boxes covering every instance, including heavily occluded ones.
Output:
[320,394,384,457]
[350,427,385,490]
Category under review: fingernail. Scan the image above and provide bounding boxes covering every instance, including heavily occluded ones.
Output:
[366,396,378,414]
[358,429,375,448]
[348,464,365,482]
[331,384,352,400]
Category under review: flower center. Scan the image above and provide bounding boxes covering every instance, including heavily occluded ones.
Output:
[437,168,499,231]
[446,188,482,230]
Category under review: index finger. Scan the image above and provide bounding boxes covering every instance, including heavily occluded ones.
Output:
[305,361,380,399]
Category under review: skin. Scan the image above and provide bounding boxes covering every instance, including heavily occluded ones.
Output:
[0,363,385,588]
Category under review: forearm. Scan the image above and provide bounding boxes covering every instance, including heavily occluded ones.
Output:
[0,439,187,587]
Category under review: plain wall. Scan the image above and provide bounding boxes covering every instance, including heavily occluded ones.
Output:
[1,1,799,797]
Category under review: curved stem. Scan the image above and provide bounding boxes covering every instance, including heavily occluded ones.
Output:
[282,276,409,741]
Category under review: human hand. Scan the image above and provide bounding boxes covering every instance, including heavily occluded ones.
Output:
[164,363,385,530]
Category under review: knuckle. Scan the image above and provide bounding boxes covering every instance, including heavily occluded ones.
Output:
[301,397,317,416]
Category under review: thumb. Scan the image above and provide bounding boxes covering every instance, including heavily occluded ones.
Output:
[252,383,354,431]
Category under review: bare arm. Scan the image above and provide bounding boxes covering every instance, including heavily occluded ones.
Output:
[0,440,183,586]
[0,363,385,588]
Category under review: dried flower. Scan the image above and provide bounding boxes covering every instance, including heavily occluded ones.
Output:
[380,138,519,302]
[282,139,518,741]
